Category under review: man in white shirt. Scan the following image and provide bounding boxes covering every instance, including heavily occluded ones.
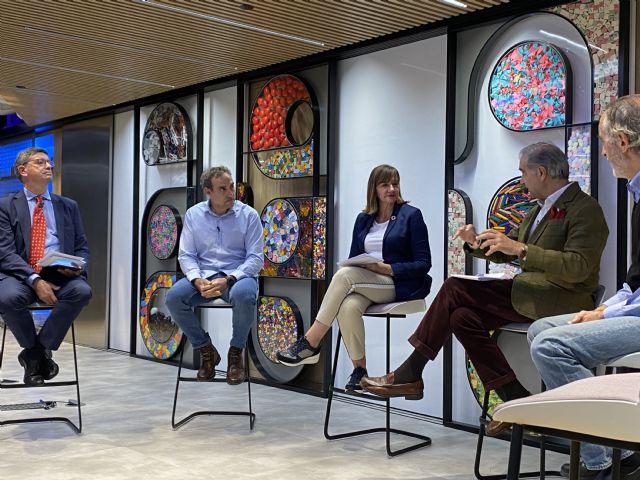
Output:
[166,166,263,385]
[526,95,640,479]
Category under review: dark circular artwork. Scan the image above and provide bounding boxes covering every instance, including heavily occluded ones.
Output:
[489,41,569,131]
[147,204,181,260]
[142,102,191,165]
[261,199,299,264]
[486,177,537,235]
[139,272,183,359]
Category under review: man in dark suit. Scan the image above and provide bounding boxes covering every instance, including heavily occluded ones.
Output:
[361,143,608,406]
[0,147,92,385]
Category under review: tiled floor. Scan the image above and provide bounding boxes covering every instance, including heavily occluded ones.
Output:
[0,334,565,480]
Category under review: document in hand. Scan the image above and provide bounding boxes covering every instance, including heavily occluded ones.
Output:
[38,252,86,270]
[337,253,381,268]
[450,272,511,281]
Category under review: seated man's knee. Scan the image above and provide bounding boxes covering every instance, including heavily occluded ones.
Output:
[230,281,258,306]
[165,285,185,311]
[61,280,92,305]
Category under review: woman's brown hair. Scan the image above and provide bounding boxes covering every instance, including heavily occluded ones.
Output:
[363,164,407,215]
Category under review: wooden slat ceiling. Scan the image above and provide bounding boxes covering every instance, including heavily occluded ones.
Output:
[0,0,509,126]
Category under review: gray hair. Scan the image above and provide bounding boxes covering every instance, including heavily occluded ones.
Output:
[13,147,49,182]
[200,165,232,190]
[601,95,640,152]
[519,142,569,179]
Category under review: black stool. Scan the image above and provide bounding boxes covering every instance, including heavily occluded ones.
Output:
[0,305,82,433]
[324,299,431,457]
[171,300,255,430]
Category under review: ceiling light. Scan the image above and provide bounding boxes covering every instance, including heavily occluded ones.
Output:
[439,0,467,8]
[0,57,175,88]
[24,26,234,68]
[134,0,325,47]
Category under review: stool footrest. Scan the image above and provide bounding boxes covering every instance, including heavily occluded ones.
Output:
[0,380,78,389]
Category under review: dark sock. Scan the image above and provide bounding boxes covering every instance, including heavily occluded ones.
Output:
[494,379,530,402]
[393,349,428,384]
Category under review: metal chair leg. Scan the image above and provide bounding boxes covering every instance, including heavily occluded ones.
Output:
[171,341,256,430]
[506,424,524,480]
[324,316,432,457]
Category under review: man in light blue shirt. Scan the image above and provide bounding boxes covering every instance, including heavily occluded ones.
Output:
[526,95,640,479]
[166,166,263,385]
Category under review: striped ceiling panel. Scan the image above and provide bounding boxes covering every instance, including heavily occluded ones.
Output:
[0,0,508,126]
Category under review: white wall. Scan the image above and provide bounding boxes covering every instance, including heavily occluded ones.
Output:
[336,35,447,417]
[109,111,135,351]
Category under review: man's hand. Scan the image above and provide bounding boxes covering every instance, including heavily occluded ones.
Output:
[57,267,83,278]
[193,278,228,299]
[364,262,393,276]
[475,229,524,257]
[570,306,606,324]
[33,279,60,305]
[452,224,479,248]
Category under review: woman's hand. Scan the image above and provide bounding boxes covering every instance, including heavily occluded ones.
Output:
[364,262,393,276]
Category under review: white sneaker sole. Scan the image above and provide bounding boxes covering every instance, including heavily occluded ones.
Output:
[278,355,320,367]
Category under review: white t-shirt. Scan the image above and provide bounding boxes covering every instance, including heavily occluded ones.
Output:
[364,220,389,260]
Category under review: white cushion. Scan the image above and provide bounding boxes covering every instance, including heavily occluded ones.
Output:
[364,299,426,316]
[499,322,530,334]
[198,298,232,308]
[607,352,640,369]
[493,373,640,443]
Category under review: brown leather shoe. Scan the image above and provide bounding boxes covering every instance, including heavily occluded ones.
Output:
[361,372,424,400]
[197,343,221,381]
[226,346,245,385]
[485,420,512,436]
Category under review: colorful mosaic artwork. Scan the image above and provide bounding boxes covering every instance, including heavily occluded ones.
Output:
[139,272,182,359]
[312,197,327,280]
[549,0,620,118]
[467,355,503,417]
[489,41,568,131]
[250,74,315,178]
[257,296,303,363]
[487,177,537,235]
[142,102,191,165]
[252,142,314,179]
[261,199,299,264]
[147,204,181,260]
[261,197,326,280]
[448,190,471,276]
[567,125,592,194]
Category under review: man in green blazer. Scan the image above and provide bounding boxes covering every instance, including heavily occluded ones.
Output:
[361,142,609,403]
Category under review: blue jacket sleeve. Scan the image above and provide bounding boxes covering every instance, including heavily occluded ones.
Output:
[389,209,431,280]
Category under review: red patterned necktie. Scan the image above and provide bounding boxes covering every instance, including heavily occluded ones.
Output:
[28,195,46,273]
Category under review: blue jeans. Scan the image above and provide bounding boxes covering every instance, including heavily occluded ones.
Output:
[165,274,258,350]
[528,314,640,470]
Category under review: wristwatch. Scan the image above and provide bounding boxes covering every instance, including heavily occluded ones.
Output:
[519,244,528,262]
[226,275,237,288]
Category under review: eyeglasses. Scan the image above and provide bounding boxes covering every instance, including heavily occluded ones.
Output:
[27,159,54,168]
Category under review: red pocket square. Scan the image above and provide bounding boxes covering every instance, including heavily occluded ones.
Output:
[549,207,567,220]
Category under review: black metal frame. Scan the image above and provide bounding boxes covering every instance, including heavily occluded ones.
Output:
[323,312,432,457]
[170,303,255,430]
[0,310,82,434]
[507,425,639,480]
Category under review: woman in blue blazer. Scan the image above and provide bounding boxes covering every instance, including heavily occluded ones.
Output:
[277,165,432,390]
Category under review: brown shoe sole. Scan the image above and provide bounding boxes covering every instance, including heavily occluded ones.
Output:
[363,383,424,400]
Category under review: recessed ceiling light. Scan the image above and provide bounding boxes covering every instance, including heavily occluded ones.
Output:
[134,0,324,47]
[439,0,467,8]
[239,3,254,11]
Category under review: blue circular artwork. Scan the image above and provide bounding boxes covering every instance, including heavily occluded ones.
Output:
[489,41,569,131]
[261,199,299,264]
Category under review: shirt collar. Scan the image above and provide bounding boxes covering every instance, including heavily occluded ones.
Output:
[24,188,51,202]
[537,182,572,208]
[627,171,640,203]
[205,200,239,218]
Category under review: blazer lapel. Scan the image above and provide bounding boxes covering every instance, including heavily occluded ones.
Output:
[382,203,401,243]
[518,204,539,242]
[52,194,65,252]
[14,191,31,257]
[527,182,580,245]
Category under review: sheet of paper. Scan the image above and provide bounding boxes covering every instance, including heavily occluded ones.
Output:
[38,251,86,269]
[337,253,381,268]
[449,272,510,281]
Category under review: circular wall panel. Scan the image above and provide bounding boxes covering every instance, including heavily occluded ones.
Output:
[142,102,191,165]
[147,204,182,260]
[139,272,183,359]
[486,177,537,235]
[489,41,569,131]
[248,296,305,384]
[261,199,299,264]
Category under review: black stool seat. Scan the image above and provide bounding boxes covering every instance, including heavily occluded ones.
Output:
[171,299,255,430]
[0,304,82,433]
